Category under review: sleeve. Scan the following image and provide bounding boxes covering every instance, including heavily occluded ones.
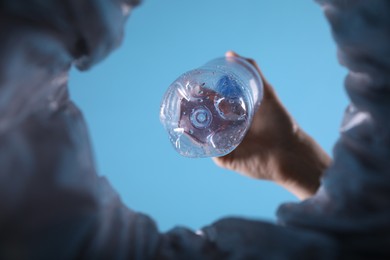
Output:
[277,0,390,258]
[0,1,163,259]
[0,0,140,70]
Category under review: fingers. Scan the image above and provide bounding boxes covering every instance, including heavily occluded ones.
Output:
[225,51,276,102]
[225,50,272,89]
[225,50,260,75]
[225,51,239,58]
[212,157,224,168]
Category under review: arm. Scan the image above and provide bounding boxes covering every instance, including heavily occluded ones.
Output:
[213,52,331,200]
[0,1,161,258]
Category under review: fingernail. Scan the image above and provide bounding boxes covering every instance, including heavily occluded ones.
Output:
[226,50,239,57]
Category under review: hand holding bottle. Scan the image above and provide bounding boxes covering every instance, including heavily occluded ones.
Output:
[213,52,331,200]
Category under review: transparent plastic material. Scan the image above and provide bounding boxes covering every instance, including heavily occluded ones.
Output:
[160,56,263,158]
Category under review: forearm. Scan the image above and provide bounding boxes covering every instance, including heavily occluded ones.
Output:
[275,128,331,200]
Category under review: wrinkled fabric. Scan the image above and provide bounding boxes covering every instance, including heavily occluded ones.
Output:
[276,0,390,258]
[0,0,389,259]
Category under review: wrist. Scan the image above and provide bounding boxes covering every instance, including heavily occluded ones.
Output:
[274,128,331,200]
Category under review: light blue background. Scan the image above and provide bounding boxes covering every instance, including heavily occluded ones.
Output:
[69,0,347,232]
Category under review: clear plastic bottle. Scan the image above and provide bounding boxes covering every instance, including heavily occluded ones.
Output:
[160,56,263,158]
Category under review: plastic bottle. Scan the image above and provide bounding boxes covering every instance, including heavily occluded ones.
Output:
[160,56,263,158]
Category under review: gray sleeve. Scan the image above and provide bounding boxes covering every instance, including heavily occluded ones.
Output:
[0,1,162,259]
[277,0,390,258]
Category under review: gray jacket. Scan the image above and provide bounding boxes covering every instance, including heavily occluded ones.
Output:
[0,0,389,259]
